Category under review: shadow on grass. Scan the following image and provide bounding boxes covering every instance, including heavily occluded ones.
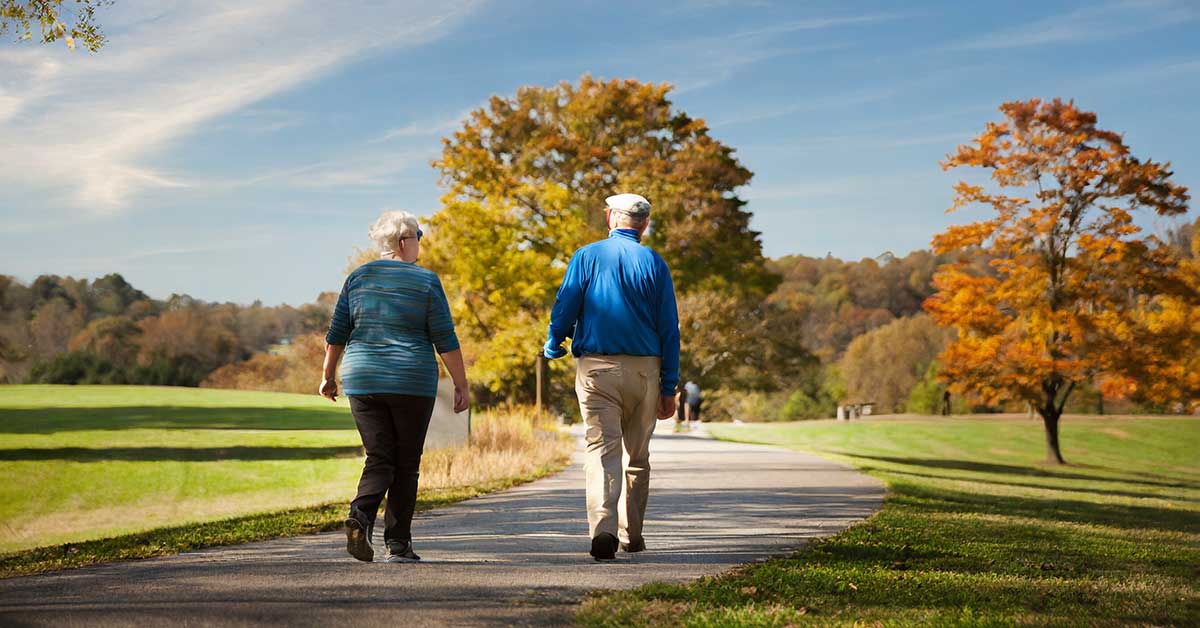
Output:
[839,453,1200,490]
[890,480,1200,535]
[0,406,353,433]
[0,446,363,462]
[864,466,1198,503]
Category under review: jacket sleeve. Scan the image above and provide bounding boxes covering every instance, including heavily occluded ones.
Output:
[325,277,354,346]
[545,251,585,359]
[655,257,680,396]
[426,274,461,354]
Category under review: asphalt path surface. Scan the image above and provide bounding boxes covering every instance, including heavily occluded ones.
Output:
[0,425,884,626]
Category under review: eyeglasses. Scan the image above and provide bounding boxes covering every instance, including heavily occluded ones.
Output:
[400,228,423,243]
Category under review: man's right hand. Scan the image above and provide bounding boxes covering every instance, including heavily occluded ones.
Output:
[657,395,677,420]
[543,342,567,360]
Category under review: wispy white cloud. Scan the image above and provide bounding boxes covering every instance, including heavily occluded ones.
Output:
[660,12,909,94]
[0,0,480,215]
[723,13,907,40]
[372,109,472,142]
[109,232,285,263]
[713,86,898,127]
[178,147,431,191]
[263,154,426,189]
[0,231,287,283]
[659,0,774,14]
[799,131,974,151]
[1085,56,1200,86]
[949,0,1198,50]
[744,173,915,202]
[223,108,310,133]
[671,43,851,94]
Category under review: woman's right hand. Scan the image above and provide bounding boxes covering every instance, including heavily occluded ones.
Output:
[453,382,470,413]
[319,378,338,402]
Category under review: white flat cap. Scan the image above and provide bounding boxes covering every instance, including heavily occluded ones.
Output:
[605,193,651,218]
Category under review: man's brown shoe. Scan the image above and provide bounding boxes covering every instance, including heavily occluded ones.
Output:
[620,538,646,553]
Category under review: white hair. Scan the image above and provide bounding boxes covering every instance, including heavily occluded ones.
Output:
[368,210,420,254]
[611,211,649,230]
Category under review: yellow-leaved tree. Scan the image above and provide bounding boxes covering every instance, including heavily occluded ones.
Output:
[421,76,781,403]
[0,0,109,51]
[926,98,1196,464]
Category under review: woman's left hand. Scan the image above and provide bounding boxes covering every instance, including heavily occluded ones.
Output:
[453,382,470,413]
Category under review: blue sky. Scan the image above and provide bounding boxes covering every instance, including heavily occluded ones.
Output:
[1,0,1197,305]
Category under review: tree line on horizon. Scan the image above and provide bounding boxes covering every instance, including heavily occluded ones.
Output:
[0,245,964,408]
[0,273,333,387]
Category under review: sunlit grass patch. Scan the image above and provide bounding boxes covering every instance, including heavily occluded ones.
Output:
[578,416,1200,626]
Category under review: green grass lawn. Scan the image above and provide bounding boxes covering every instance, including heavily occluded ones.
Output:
[578,415,1200,626]
[0,385,365,554]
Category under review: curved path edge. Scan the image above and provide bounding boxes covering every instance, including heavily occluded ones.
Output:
[0,425,884,627]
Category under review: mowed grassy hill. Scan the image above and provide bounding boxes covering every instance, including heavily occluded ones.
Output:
[0,385,363,553]
[581,415,1200,626]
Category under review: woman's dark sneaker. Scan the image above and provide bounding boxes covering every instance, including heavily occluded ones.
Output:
[620,538,646,553]
[344,515,374,562]
[386,540,421,563]
[590,533,618,561]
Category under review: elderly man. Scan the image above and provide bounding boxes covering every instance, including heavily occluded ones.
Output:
[544,192,680,561]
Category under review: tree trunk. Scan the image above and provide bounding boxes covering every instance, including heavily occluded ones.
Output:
[1039,406,1066,464]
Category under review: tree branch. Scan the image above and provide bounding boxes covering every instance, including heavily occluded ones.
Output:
[1055,380,1076,417]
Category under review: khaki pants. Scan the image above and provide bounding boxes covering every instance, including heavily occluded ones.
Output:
[576,354,661,543]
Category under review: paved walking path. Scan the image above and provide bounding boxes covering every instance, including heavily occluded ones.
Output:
[0,427,883,626]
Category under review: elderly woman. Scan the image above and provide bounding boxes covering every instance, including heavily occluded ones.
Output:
[320,210,469,564]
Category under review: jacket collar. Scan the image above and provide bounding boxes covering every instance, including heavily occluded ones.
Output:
[609,228,642,243]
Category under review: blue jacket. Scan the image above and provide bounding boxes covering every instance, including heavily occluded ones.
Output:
[544,229,680,395]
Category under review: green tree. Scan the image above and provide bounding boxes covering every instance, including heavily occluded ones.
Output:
[67,315,141,368]
[840,313,951,413]
[91,274,150,317]
[677,291,816,392]
[28,351,125,384]
[0,0,109,51]
[423,185,590,399]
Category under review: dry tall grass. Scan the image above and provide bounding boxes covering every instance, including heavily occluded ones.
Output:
[419,404,573,490]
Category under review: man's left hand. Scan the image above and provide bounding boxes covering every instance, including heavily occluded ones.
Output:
[657,395,676,420]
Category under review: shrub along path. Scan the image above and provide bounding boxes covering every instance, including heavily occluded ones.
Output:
[0,426,883,626]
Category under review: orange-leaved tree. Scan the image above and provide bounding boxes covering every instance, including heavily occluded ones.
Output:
[925,98,1195,464]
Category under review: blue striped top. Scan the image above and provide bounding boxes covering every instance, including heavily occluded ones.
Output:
[325,260,460,398]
